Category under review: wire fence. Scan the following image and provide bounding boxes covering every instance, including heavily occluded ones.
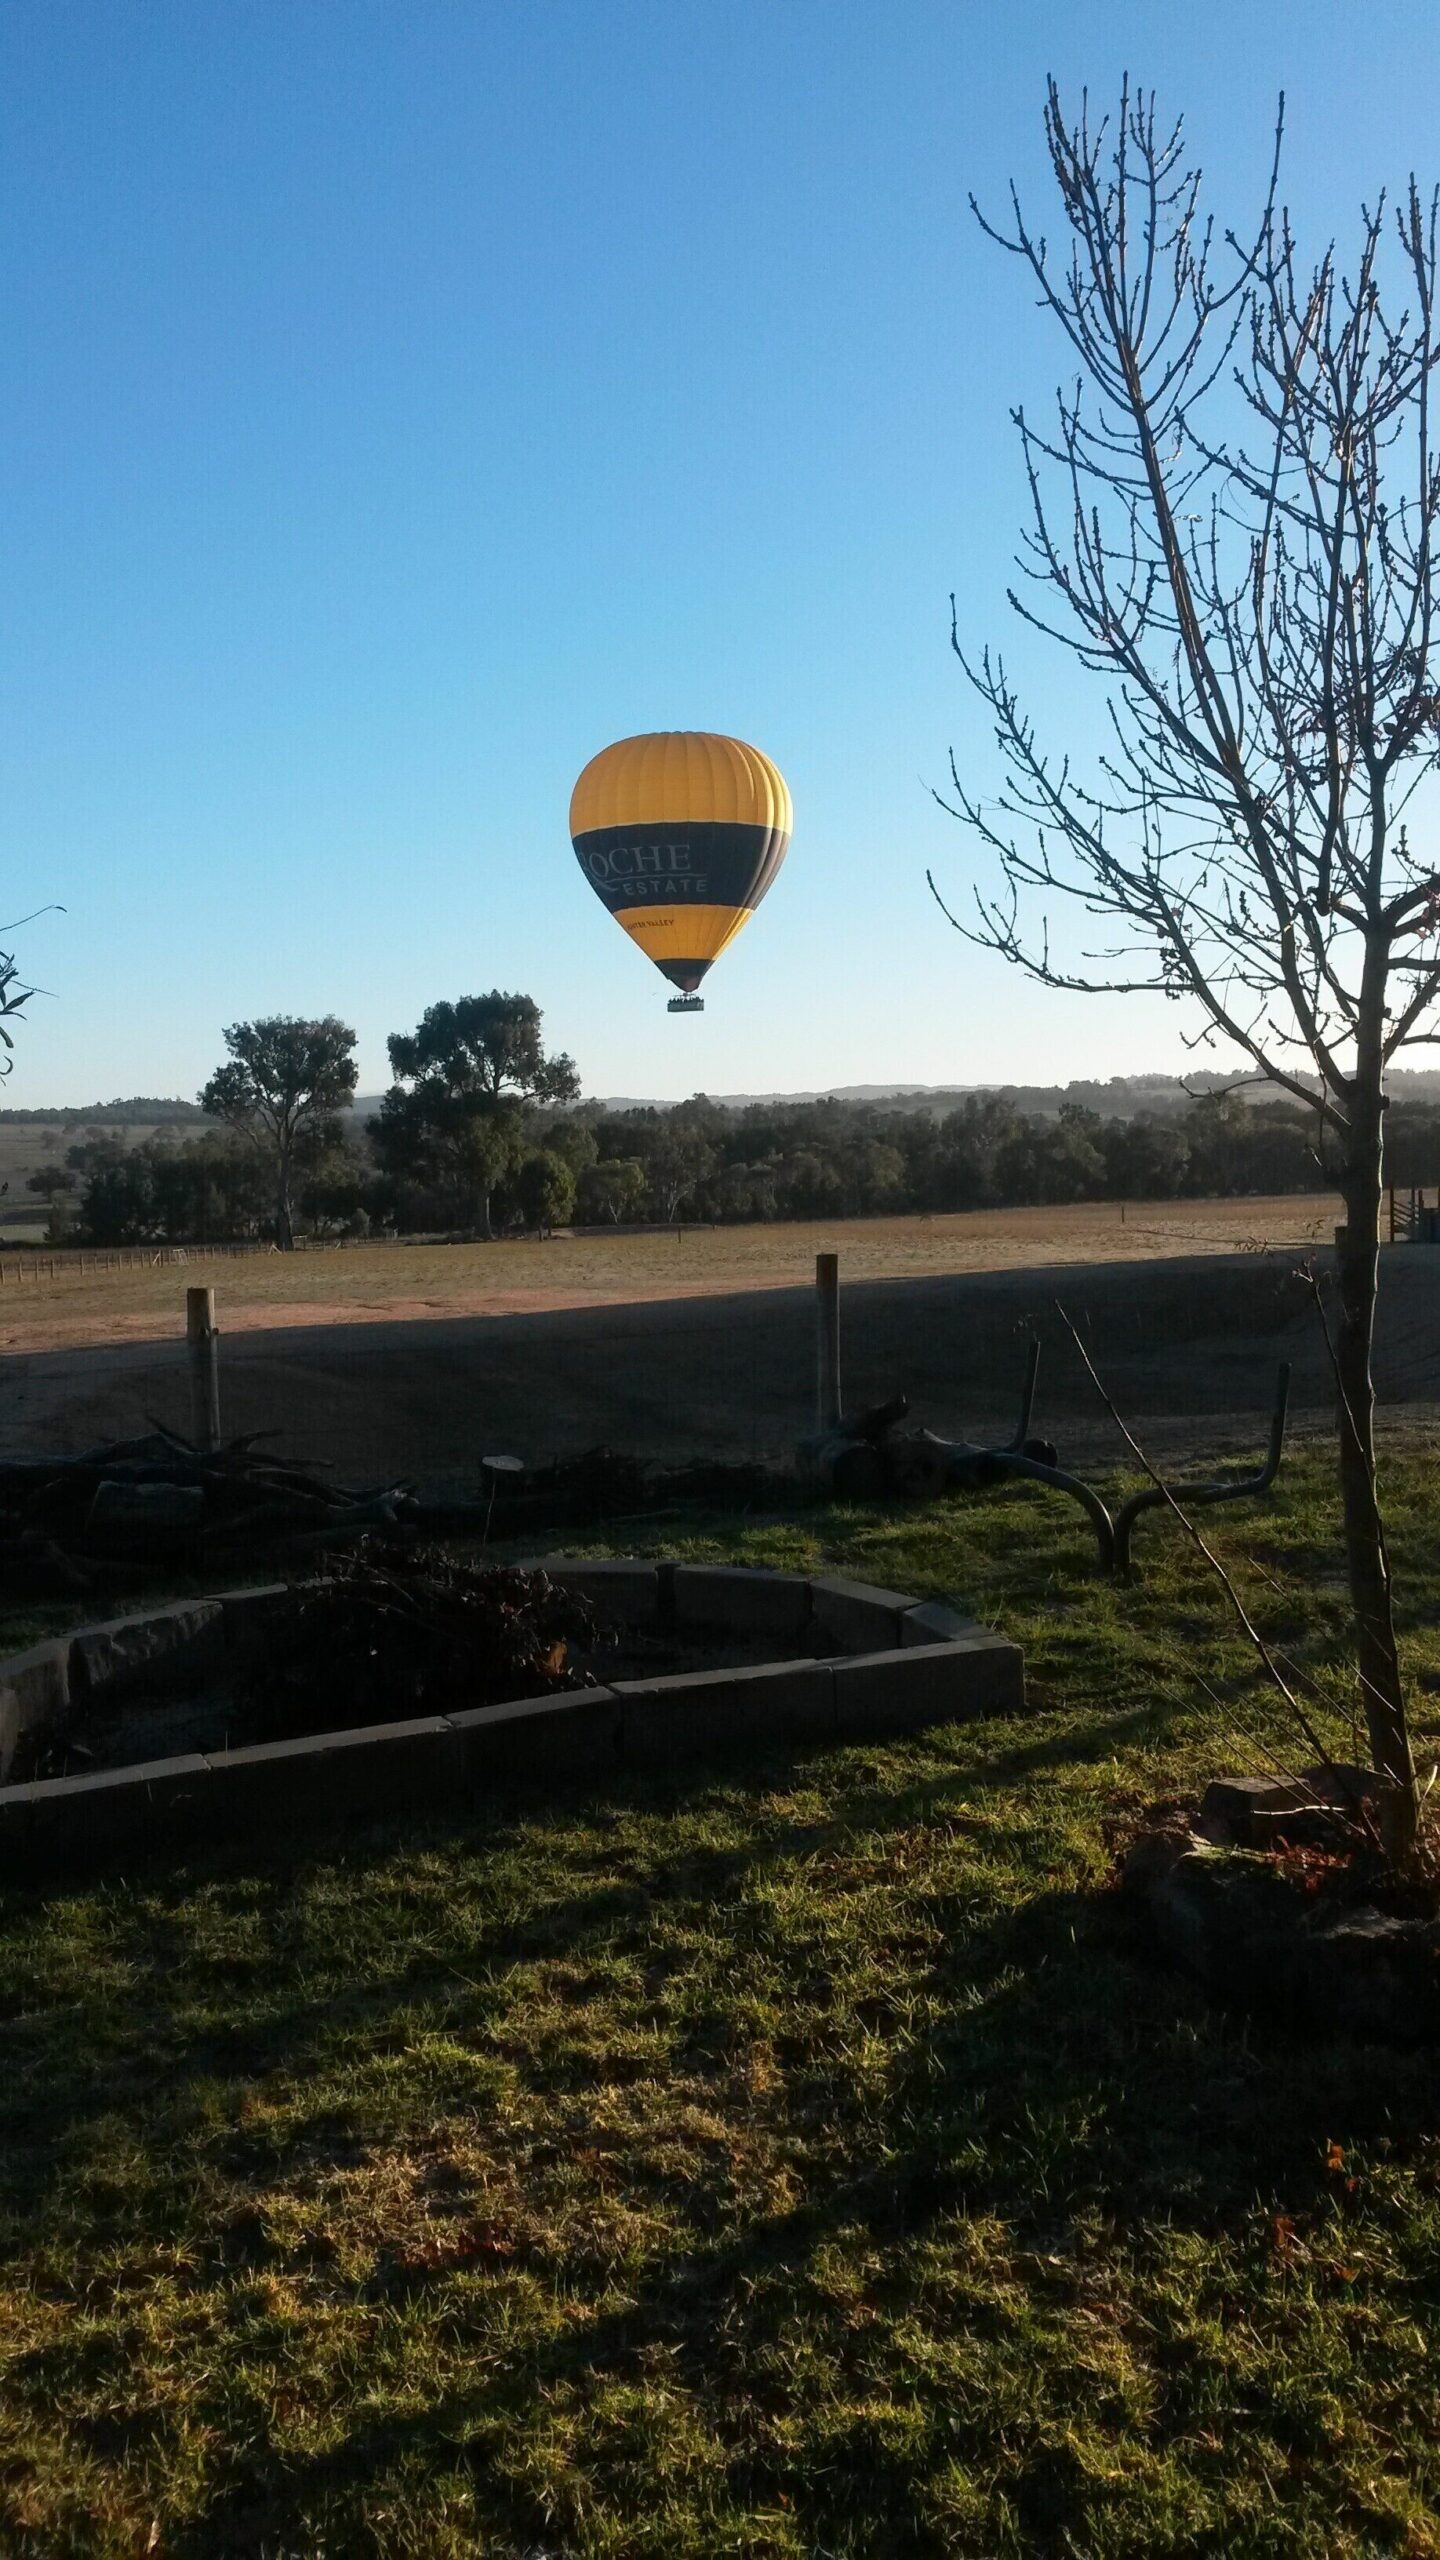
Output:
[0,1223,735,1288]
[0,1234,408,1287]
[0,1196,1407,1292]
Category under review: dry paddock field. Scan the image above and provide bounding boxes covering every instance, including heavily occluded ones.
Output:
[2,1192,1414,1490]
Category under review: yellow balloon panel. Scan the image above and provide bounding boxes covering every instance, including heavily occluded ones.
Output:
[570,730,792,839]
[613,901,755,971]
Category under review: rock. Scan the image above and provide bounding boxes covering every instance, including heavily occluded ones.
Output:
[1311,1907,1440,2042]
[1123,1819,1440,2041]
[88,1480,207,1530]
[0,1685,21,1784]
[1134,1840,1307,1993]
[1198,1774,1313,1841]
[1303,1762,1383,1808]
[70,1601,224,1699]
[1119,1827,1191,1888]
[1199,1765,1381,1847]
[0,1639,71,1779]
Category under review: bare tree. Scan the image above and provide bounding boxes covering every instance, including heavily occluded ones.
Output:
[936,82,1440,1865]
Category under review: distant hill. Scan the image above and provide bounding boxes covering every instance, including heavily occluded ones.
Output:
[17,1066,1440,1136]
[0,1096,208,1126]
[587,1069,1440,1118]
[581,1070,1440,1119]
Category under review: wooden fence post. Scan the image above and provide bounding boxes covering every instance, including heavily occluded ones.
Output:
[816,1252,842,1430]
[186,1287,221,1453]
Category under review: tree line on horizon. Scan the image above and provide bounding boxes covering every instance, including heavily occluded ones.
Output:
[24,994,1440,1251]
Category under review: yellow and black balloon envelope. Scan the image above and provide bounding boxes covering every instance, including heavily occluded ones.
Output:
[570,731,792,997]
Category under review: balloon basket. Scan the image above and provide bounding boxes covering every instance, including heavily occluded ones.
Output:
[667,996,705,1014]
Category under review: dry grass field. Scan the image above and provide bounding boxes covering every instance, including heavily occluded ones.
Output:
[0,1192,1390,1489]
[0,1194,1341,1357]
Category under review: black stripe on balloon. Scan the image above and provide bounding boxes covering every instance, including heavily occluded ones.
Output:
[572,819,790,914]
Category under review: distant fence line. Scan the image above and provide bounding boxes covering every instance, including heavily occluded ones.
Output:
[0,1223,726,1286]
[0,1234,409,1285]
[0,1195,1383,1291]
[0,1243,265,1285]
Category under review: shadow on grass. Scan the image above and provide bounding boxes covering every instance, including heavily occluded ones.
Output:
[2,1695,1412,2192]
[0,1705,1161,2160]
[162,1858,1440,2554]
[5,1714,1438,2557]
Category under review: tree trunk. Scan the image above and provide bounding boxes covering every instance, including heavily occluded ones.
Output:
[1336,996,1420,1868]
[276,1142,294,1252]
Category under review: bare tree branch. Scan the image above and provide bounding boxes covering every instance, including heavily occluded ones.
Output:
[942,85,1440,1867]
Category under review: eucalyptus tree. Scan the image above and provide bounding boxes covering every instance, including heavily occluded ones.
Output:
[374,994,579,1237]
[201,1016,358,1250]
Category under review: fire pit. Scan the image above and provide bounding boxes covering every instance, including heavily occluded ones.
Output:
[0,1557,1023,1872]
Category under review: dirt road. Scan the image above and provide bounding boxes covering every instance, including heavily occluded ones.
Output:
[2,1239,1433,1489]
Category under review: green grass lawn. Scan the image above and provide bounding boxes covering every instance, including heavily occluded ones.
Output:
[3,1436,1440,2557]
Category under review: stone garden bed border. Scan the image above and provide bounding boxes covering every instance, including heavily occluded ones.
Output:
[0,1561,1024,1873]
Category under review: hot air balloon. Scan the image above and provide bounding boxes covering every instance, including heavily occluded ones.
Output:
[570,731,792,1011]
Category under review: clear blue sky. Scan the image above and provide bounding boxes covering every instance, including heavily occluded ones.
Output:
[2,0,1436,1104]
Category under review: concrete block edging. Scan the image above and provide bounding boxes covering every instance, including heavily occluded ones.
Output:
[0,1564,1023,1869]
